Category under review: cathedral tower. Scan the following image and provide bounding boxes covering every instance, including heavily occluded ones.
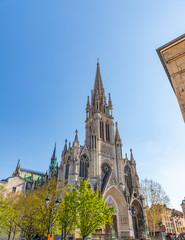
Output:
[58,61,147,239]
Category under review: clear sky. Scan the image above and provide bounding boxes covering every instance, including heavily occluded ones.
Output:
[0,0,185,210]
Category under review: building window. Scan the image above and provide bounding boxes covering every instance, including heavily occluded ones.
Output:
[106,122,110,141]
[65,157,70,180]
[12,187,16,193]
[79,154,89,179]
[100,120,104,140]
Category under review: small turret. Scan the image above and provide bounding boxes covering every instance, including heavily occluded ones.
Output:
[73,129,80,147]
[130,148,135,165]
[115,122,122,159]
[115,122,121,142]
[108,93,113,116]
[86,96,90,120]
[63,139,68,154]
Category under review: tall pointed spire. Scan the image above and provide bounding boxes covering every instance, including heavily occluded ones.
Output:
[49,143,57,178]
[93,59,105,98]
[52,142,56,159]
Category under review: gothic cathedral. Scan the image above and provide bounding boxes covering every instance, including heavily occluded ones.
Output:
[58,61,147,239]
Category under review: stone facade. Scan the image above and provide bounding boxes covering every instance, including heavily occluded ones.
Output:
[0,176,26,194]
[58,61,147,239]
[157,34,185,122]
[162,208,185,237]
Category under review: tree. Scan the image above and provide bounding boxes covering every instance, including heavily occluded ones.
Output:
[140,179,170,236]
[0,185,18,240]
[75,180,115,240]
[57,186,78,240]
[14,178,63,240]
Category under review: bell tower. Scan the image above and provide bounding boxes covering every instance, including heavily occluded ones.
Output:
[85,60,116,184]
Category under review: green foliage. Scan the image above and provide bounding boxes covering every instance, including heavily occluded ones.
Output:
[76,180,115,240]
[0,180,115,240]
[14,178,63,240]
[0,185,18,240]
[58,185,78,240]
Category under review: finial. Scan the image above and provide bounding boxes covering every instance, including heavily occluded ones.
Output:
[75,129,78,135]
[69,142,71,148]
[65,139,67,144]
[130,148,132,153]
[125,153,127,159]
[115,121,118,127]
[97,58,99,64]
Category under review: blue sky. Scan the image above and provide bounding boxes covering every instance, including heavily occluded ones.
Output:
[0,0,185,210]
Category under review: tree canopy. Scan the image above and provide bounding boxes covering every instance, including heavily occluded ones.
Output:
[0,179,115,240]
[140,178,170,236]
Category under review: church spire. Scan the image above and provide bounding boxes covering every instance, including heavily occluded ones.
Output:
[93,59,104,96]
[52,142,56,159]
[49,143,57,178]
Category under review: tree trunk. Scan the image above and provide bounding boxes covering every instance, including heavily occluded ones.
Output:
[8,230,11,240]
[12,226,16,240]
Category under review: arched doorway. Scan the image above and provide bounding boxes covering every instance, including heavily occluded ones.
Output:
[104,196,118,237]
[131,199,144,239]
[104,186,129,239]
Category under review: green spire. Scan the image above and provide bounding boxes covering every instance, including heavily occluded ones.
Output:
[49,143,57,174]
[52,142,56,159]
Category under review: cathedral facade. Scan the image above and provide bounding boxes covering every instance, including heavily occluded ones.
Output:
[58,61,147,239]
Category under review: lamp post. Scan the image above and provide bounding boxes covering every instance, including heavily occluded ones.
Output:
[129,206,136,240]
[45,196,60,235]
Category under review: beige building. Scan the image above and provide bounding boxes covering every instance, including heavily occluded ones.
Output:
[157,34,185,122]
[151,207,185,237]
[0,176,26,194]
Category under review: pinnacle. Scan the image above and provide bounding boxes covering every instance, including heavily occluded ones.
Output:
[74,129,78,142]
[115,121,121,141]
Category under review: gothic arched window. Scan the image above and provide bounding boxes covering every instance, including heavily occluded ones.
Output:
[124,165,132,194]
[100,120,104,140]
[65,157,70,180]
[106,122,110,141]
[79,154,89,179]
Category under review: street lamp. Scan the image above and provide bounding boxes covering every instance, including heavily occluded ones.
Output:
[45,196,60,235]
[129,206,136,240]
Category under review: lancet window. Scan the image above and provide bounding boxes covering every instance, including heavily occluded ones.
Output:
[79,154,89,179]
[106,122,110,141]
[90,135,96,149]
[65,157,70,180]
[100,120,104,140]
